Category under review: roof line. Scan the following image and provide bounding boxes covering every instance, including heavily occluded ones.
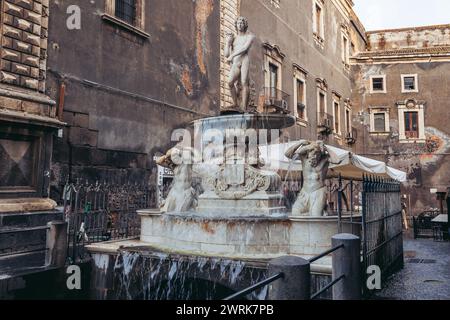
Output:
[366,23,450,34]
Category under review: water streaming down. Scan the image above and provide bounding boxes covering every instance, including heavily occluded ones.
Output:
[109,114,296,300]
[113,250,269,300]
[279,153,301,207]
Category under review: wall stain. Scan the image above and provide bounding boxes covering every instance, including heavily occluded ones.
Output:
[195,0,214,75]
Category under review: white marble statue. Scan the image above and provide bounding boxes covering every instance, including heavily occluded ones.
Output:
[156,146,197,213]
[224,16,255,113]
[285,140,333,217]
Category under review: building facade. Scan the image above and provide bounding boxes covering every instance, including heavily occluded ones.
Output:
[0,0,63,207]
[351,24,450,215]
[2,0,446,214]
[221,0,366,146]
[44,0,367,201]
[46,0,221,199]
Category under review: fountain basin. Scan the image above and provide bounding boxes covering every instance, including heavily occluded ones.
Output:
[138,209,360,262]
[193,113,296,132]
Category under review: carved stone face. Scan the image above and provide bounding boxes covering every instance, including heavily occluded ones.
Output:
[235,17,248,32]
[309,142,327,168]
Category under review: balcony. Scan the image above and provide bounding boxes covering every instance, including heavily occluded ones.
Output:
[346,127,358,145]
[317,112,333,135]
[259,87,290,114]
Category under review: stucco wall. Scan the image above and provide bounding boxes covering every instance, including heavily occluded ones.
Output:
[240,0,366,146]
[46,0,221,192]
[352,61,450,214]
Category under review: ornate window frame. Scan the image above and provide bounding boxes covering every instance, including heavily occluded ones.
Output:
[293,64,308,126]
[332,92,342,136]
[312,0,325,49]
[341,24,350,71]
[369,107,390,134]
[263,44,285,90]
[397,99,426,143]
[316,78,328,114]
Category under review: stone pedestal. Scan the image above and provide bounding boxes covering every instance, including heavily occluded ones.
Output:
[196,191,286,217]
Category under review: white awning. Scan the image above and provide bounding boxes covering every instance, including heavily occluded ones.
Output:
[259,142,407,182]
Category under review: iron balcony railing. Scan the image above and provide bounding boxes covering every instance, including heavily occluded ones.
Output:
[260,87,290,113]
[346,127,358,145]
[317,112,334,134]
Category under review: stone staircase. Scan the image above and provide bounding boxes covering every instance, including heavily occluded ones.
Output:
[0,209,63,298]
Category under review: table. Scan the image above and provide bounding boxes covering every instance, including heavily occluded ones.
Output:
[432,214,448,223]
[432,214,449,241]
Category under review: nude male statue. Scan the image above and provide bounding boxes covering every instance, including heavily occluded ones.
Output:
[224,17,255,112]
[285,140,334,217]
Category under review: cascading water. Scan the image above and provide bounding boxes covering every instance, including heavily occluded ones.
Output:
[112,249,269,300]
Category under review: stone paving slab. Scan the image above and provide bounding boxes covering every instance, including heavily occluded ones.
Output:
[375,239,450,300]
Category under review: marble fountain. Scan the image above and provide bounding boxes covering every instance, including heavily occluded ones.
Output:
[86,17,357,300]
[86,112,357,300]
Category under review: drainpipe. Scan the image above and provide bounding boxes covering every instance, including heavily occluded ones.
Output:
[56,80,73,184]
[57,81,66,121]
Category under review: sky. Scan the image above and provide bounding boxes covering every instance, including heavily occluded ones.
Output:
[353,0,450,31]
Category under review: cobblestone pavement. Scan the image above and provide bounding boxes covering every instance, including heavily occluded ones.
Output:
[374,238,450,300]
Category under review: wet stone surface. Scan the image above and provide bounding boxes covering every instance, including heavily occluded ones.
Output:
[374,239,450,300]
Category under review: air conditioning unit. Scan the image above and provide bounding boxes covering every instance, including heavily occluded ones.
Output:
[322,118,332,128]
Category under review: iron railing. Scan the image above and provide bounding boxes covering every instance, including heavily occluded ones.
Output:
[309,244,345,300]
[413,210,440,239]
[222,244,345,301]
[361,175,403,296]
[260,87,290,113]
[317,112,334,134]
[63,180,157,263]
[223,272,284,301]
[346,127,358,145]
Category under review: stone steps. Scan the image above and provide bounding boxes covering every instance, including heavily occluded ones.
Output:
[0,250,47,274]
[0,210,64,274]
[0,210,63,229]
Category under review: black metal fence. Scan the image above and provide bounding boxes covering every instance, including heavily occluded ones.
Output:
[361,175,403,295]
[413,210,440,239]
[63,181,157,263]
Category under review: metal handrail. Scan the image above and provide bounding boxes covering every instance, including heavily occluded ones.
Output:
[309,244,344,263]
[311,274,345,300]
[223,272,284,301]
[308,244,346,300]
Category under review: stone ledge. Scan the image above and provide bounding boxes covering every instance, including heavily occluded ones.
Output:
[0,107,65,128]
[137,209,163,217]
[0,198,57,214]
[0,86,56,106]
[101,14,150,39]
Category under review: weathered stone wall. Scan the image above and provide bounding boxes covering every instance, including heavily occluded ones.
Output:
[367,24,450,51]
[0,0,61,199]
[352,59,450,215]
[47,0,221,196]
[0,0,48,92]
